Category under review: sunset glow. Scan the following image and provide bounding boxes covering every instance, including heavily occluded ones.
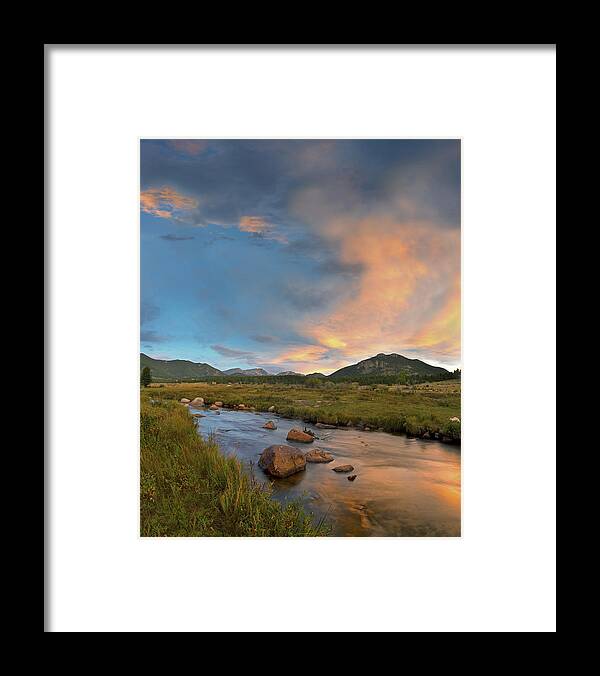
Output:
[140,139,461,374]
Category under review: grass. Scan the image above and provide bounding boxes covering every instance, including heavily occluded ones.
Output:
[140,396,328,536]
[143,379,461,441]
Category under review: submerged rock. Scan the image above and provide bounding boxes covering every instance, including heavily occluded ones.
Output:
[305,449,334,463]
[286,428,315,443]
[347,475,357,482]
[258,445,306,478]
[263,420,277,430]
[315,422,337,429]
[332,465,354,473]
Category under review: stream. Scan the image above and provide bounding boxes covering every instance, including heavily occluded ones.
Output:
[192,406,461,537]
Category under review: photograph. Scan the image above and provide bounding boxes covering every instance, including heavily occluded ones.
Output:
[140,139,461,537]
[47,44,555,632]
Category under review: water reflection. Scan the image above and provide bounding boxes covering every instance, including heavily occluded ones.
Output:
[193,407,461,537]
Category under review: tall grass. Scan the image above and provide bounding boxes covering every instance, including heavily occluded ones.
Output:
[144,380,461,441]
[141,398,328,536]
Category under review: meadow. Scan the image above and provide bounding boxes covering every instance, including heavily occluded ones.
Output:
[141,397,328,536]
[143,379,461,441]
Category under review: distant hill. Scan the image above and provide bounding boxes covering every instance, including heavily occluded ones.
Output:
[224,367,271,376]
[140,353,223,381]
[141,351,453,383]
[329,353,450,378]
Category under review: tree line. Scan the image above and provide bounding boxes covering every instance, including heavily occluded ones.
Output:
[141,366,460,387]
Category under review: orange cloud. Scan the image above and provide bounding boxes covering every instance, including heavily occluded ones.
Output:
[239,216,268,234]
[410,275,461,357]
[140,186,198,219]
[239,216,288,244]
[168,140,208,156]
[268,344,349,375]
[299,215,460,367]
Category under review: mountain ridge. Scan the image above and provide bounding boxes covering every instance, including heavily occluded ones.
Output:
[140,353,223,380]
[224,367,271,376]
[140,352,452,381]
[329,353,450,378]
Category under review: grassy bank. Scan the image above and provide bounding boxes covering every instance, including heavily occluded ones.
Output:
[140,397,328,536]
[143,380,461,441]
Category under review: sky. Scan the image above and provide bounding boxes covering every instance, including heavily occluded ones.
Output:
[141,139,461,375]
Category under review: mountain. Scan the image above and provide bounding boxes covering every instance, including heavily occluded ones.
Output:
[141,351,451,383]
[140,353,223,381]
[224,367,271,377]
[329,353,450,378]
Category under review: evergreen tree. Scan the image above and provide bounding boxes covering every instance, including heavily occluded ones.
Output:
[141,366,152,387]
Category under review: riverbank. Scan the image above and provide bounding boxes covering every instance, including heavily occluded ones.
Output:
[140,397,329,536]
[143,380,461,443]
[194,405,461,537]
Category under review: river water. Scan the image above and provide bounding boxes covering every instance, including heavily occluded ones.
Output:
[192,407,461,537]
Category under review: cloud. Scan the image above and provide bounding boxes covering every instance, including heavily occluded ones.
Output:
[140,140,461,371]
[210,344,256,359]
[168,140,208,156]
[140,186,198,219]
[141,329,167,343]
[141,301,167,344]
[239,216,288,244]
[281,283,329,311]
[239,216,268,234]
[251,335,278,343]
[160,233,195,241]
[140,300,160,325]
[300,215,461,364]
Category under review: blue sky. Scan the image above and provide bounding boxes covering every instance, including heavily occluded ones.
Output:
[141,139,461,374]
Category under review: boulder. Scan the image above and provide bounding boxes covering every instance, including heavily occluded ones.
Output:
[332,465,354,473]
[347,475,357,482]
[209,404,219,410]
[315,422,336,429]
[263,420,277,430]
[268,405,276,412]
[449,416,461,423]
[238,403,246,409]
[258,445,306,478]
[189,397,204,407]
[180,398,191,404]
[215,401,223,407]
[304,448,334,463]
[286,428,315,443]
